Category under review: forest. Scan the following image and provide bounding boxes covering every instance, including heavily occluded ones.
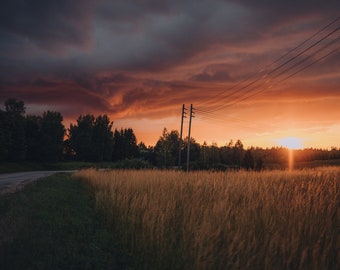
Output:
[1,98,340,170]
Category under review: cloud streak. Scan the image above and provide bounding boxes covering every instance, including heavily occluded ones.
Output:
[0,0,339,146]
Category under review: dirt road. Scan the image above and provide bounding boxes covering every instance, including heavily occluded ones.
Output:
[0,171,76,194]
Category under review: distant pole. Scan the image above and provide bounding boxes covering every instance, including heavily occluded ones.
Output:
[178,104,186,170]
[186,104,193,172]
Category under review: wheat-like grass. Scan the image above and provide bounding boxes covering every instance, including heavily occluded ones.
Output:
[74,168,339,270]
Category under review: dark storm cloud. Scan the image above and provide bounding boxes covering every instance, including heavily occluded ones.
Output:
[1,0,339,70]
[231,0,339,14]
[0,0,93,52]
[92,0,252,71]
[93,0,339,71]
[0,0,339,120]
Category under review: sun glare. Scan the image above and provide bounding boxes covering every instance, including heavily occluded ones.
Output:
[276,137,303,149]
[276,137,303,171]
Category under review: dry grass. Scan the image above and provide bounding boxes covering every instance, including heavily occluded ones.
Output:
[74,168,340,270]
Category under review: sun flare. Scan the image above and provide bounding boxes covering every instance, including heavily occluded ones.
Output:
[276,137,303,149]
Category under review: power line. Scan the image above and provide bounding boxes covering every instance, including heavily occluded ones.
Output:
[198,32,339,113]
[195,40,339,125]
[196,17,339,114]
[269,17,340,67]
[202,18,339,110]
[195,107,278,132]
[180,17,339,152]
[188,17,340,146]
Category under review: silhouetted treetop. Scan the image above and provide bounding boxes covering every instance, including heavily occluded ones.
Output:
[5,98,26,116]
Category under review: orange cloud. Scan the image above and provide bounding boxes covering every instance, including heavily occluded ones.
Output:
[0,1,339,147]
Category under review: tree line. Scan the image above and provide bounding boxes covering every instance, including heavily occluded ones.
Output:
[1,98,340,170]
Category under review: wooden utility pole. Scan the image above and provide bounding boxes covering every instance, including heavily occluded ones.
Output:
[186,104,193,172]
[178,104,186,170]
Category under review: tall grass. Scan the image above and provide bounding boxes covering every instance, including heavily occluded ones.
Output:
[74,168,339,269]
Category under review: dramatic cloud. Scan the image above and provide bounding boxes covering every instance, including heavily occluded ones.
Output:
[0,0,339,146]
[0,0,93,52]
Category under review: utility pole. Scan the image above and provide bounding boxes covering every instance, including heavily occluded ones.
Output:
[186,104,194,172]
[178,104,186,170]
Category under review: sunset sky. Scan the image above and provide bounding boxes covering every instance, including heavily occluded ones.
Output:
[1,1,339,148]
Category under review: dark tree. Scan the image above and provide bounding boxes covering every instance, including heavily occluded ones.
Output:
[112,128,138,161]
[182,136,200,169]
[255,157,264,171]
[232,139,244,166]
[112,129,122,161]
[25,112,65,162]
[220,140,234,165]
[68,114,114,162]
[138,142,154,162]
[154,128,180,167]
[25,115,43,161]
[243,149,255,170]
[205,142,221,167]
[5,98,26,116]
[2,98,26,161]
[0,110,10,161]
[69,114,95,161]
[167,130,181,164]
[40,111,65,161]
[92,115,114,161]
[123,128,139,158]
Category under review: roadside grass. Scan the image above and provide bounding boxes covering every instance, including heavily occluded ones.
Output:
[0,159,153,174]
[0,173,132,270]
[0,162,97,173]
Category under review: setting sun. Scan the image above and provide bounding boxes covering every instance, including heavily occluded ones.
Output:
[276,137,303,149]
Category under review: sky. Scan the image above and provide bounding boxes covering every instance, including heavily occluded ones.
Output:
[0,0,339,148]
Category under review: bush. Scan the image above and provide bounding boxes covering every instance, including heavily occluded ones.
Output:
[113,159,154,169]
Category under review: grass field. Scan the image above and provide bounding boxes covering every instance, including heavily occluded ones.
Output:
[0,173,132,270]
[75,168,340,270]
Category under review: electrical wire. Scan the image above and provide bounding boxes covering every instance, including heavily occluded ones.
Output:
[190,17,340,136]
[195,17,339,114]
